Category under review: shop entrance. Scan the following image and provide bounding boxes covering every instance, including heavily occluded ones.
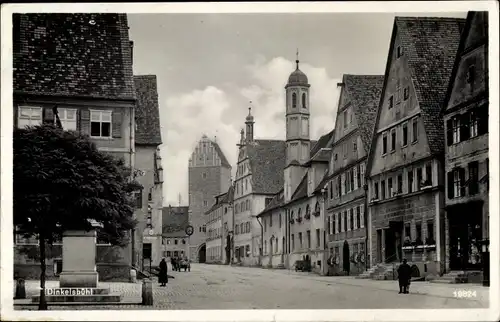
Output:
[448,202,483,270]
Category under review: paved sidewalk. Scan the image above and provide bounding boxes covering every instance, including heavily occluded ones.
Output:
[228,265,490,302]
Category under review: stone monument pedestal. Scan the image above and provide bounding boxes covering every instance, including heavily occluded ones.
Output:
[59,230,99,288]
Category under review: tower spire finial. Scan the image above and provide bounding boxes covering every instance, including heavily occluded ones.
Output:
[248,100,252,115]
[296,48,299,69]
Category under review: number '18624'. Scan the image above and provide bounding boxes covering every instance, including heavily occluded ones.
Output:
[453,290,477,298]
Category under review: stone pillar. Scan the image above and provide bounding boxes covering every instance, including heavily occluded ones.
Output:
[59,230,99,288]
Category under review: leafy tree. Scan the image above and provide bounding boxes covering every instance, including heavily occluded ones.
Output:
[13,124,140,310]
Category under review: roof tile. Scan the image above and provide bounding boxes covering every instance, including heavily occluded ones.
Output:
[134,75,162,145]
[343,75,384,151]
[13,13,136,100]
[395,17,465,155]
[162,206,189,237]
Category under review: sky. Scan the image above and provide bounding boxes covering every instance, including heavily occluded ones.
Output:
[128,12,466,206]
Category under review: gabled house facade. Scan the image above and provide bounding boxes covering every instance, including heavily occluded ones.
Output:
[233,110,286,266]
[442,12,489,283]
[365,17,465,279]
[161,206,190,261]
[133,75,163,269]
[13,13,137,281]
[325,75,384,276]
[205,186,234,264]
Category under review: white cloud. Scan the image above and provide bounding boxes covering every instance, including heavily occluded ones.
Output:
[160,57,341,205]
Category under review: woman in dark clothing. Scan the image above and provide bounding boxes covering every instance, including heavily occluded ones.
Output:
[397,259,412,294]
[159,258,168,287]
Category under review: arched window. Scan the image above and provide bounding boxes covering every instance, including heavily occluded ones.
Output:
[315,201,320,215]
[298,208,302,219]
[302,93,307,109]
[246,200,250,211]
[306,204,310,216]
[240,223,244,233]
[291,210,295,220]
[292,93,297,108]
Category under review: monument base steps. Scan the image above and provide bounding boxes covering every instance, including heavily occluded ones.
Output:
[32,294,122,303]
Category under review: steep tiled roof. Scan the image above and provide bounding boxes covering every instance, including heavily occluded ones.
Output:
[310,130,335,157]
[247,140,286,194]
[13,13,135,100]
[443,12,488,114]
[343,75,384,151]
[394,17,465,155]
[134,75,162,145]
[290,173,308,202]
[313,170,331,195]
[257,188,284,217]
[205,185,234,214]
[162,206,189,237]
[213,142,231,168]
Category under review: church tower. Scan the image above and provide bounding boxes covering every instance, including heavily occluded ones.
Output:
[284,52,310,202]
[245,105,255,142]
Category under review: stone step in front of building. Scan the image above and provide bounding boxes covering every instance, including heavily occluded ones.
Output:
[31,293,122,303]
[430,271,482,284]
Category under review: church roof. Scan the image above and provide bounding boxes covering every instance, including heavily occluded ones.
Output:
[162,206,189,238]
[287,68,309,86]
[134,75,162,146]
[343,75,384,151]
[13,13,135,100]
[247,140,287,195]
[391,16,465,155]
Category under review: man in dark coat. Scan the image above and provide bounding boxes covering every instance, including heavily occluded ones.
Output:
[158,258,168,287]
[397,259,412,294]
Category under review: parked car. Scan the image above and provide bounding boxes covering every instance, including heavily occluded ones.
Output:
[179,259,191,272]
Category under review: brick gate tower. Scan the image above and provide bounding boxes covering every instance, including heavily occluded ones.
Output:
[188,135,231,262]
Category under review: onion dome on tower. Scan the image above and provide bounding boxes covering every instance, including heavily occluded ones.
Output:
[287,52,309,87]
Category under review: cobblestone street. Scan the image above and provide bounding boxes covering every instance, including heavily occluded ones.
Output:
[16,264,489,310]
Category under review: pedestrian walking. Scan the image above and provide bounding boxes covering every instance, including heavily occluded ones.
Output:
[397,258,411,294]
[159,258,168,287]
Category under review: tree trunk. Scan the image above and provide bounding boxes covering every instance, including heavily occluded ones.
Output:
[38,235,48,310]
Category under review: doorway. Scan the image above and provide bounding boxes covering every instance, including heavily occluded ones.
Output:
[377,229,383,263]
[198,243,206,263]
[448,202,483,270]
[385,221,403,263]
[343,240,350,275]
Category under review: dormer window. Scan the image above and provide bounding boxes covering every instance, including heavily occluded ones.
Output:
[466,64,476,84]
[397,46,403,58]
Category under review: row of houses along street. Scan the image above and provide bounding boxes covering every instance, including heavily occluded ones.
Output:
[11,11,490,289]
[198,11,490,286]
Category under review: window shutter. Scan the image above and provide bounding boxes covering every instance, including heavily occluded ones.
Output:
[112,110,123,138]
[353,167,358,190]
[478,104,489,135]
[43,107,54,124]
[459,168,466,196]
[447,171,454,199]
[80,109,91,135]
[360,205,365,228]
[446,119,453,146]
[460,113,470,141]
